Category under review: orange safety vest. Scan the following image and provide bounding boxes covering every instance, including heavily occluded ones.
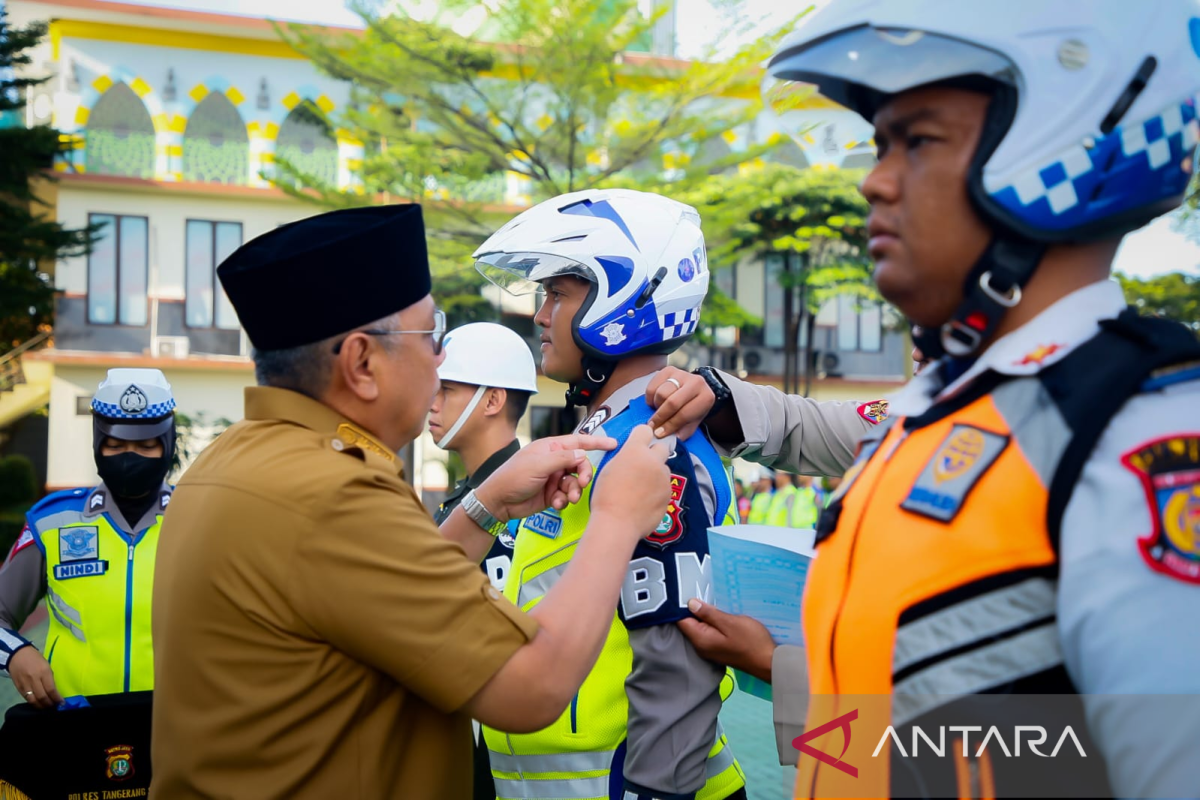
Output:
[795,375,1098,799]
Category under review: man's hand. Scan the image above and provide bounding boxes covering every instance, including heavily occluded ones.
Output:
[677,598,777,683]
[645,367,715,440]
[590,425,673,543]
[9,646,63,710]
[475,433,617,523]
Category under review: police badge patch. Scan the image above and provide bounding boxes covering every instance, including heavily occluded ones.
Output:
[857,400,889,425]
[106,744,134,781]
[59,527,98,562]
[646,474,687,547]
[1123,434,1200,584]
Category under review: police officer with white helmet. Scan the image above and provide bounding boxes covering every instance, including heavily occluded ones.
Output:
[428,321,541,800]
[0,368,177,707]
[430,321,540,590]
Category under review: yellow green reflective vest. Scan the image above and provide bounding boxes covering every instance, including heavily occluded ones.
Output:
[746,492,772,525]
[765,484,798,527]
[27,484,169,696]
[483,401,745,800]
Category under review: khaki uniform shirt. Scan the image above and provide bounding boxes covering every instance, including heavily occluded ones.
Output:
[151,387,537,800]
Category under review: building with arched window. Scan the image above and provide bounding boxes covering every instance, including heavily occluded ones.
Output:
[3,0,908,500]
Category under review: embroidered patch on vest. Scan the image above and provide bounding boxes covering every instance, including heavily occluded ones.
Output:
[647,474,688,548]
[857,400,889,424]
[1122,434,1200,584]
[54,560,109,580]
[59,527,98,562]
[524,508,563,539]
[901,425,1009,522]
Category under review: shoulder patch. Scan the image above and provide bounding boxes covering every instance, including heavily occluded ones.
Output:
[8,525,35,560]
[857,400,889,425]
[645,473,688,548]
[1122,434,1200,584]
[27,487,89,518]
[578,406,611,436]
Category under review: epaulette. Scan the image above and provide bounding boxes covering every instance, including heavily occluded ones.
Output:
[1140,361,1200,393]
[26,487,90,520]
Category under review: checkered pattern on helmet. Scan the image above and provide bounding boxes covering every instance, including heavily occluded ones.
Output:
[988,95,1199,233]
[660,307,700,340]
[91,398,177,419]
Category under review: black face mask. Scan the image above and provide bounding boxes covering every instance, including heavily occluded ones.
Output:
[96,452,169,499]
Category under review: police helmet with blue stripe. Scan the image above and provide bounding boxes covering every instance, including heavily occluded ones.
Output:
[92,368,177,459]
[765,0,1200,359]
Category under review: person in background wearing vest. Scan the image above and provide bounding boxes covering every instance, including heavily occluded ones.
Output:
[733,482,750,524]
[647,2,1200,797]
[0,369,176,707]
[764,469,799,528]
[474,188,748,800]
[428,321,539,800]
[745,470,773,525]
[789,476,819,529]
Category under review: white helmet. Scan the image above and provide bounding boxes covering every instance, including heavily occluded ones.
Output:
[92,368,176,440]
[434,323,538,449]
[474,188,709,404]
[767,1,1200,357]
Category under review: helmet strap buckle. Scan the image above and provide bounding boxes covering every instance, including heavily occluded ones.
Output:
[566,357,616,407]
[919,234,1045,362]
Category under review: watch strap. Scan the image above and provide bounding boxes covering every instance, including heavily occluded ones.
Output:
[462,489,507,537]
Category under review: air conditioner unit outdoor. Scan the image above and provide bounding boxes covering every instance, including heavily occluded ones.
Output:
[154,336,190,360]
[739,347,768,374]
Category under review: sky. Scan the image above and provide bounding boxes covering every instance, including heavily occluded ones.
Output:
[95,0,1200,280]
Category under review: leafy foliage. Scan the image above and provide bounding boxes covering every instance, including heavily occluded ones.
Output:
[686,163,881,390]
[274,0,793,326]
[0,12,97,349]
[1117,271,1200,332]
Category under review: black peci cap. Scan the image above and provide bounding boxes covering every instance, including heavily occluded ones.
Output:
[217,204,431,351]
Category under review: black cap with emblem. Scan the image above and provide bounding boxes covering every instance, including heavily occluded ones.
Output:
[217,204,431,351]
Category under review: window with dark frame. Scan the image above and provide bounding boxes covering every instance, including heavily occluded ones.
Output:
[87,213,149,326]
[185,219,243,329]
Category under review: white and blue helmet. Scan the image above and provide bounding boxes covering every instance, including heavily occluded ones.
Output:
[767,0,1200,241]
[767,1,1200,358]
[474,188,709,362]
[92,368,176,441]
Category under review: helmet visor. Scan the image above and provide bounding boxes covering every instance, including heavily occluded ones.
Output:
[475,252,597,297]
[765,25,1018,137]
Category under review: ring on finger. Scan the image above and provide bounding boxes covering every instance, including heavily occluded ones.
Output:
[665,377,682,390]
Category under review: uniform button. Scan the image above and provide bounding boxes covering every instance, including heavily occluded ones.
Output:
[487,588,500,601]
[331,439,345,451]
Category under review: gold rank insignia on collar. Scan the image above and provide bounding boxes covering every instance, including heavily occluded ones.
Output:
[334,423,395,463]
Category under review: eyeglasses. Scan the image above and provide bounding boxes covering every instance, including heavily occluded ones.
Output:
[332,309,447,355]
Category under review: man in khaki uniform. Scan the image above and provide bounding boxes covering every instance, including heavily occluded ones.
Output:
[151,204,675,800]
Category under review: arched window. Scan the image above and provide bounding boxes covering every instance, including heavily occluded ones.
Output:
[274,102,338,187]
[182,92,249,184]
[85,83,156,178]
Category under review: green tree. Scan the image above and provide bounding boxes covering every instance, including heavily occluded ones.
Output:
[0,12,96,349]
[274,0,792,326]
[1117,271,1200,332]
[688,163,881,394]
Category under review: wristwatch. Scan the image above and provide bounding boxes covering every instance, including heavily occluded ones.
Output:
[692,366,732,418]
[462,489,508,537]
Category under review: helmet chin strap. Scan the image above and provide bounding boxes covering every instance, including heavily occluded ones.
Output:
[914,233,1046,362]
[435,385,488,450]
[566,356,616,407]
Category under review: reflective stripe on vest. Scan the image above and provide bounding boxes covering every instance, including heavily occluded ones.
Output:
[36,511,159,696]
[797,377,1076,798]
